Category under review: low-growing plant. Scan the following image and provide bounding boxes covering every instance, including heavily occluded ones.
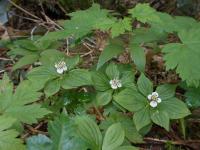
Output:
[92,63,135,106]
[7,39,59,71]
[0,74,50,149]
[27,50,92,97]
[114,74,190,131]
[1,2,200,149]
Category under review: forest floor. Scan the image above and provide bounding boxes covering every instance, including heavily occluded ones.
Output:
[1,1,200,150]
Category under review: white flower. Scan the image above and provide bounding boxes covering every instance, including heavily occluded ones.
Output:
[147,91,162,108]
[55,61,67,74]
[152,92,158,97]
[150,100,158,108]
[147,94,152,100]
[109,79,122,89]
[157,98,162,103]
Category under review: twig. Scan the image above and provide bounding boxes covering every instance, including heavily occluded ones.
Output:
[81,42,94,57]
[41,12,63,30]
[66,38,69,56]
[21,121,48,139]
[8,0,41,20]
[0,70,5,74]
[0,57,13,61]
[187,118,200,123]
[57,2,67,14]
[93,105,105,121]
[9,13,39,22]
[144,137,200,146]
[30,26,37,40]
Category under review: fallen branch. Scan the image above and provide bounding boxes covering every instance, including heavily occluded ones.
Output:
[144,137,200,146]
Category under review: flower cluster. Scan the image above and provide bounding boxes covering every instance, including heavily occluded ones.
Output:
[147,92,161,108]
[109,79,122,89]
[55,60,68,74]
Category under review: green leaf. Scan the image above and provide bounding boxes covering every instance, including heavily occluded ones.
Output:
[102,123,125,150]
[133,106,151,131]
[27,116,88,150]
[150,109,169,131]
[114,89,146,112]
[16,40,38,51]
[122,119,143,143]
[156,84,176,100]
[48,116,77,150]
[162,29,200,87]
[13,80,42,105]
[26,134,52,150]
[110,18,132,38]
[96,90,113,106]
[100,112,143,144]
[27,66,59,91]
[40,50,66,67]
[75,116,102,150]
[0,76,51,124]
[105,63,120,79]
[185,87,200,108]
[40,3,112,41]
[129,3,161,24]
[129,44,146,72]
[0,74,13,111]
[0,116,25,150]
[5,104,50,124]
[137,73,153,96]
[132,27,166,44]
[159,98,191,119]
[114,146,138,150]
[28,66,58,83]
[13,54,39,70]
[44,79,61,97]
[97,39,124,69]
[61,69,92,89]
[91,71,110,91]
[65,55,80,70]
[120,71,136,89]
[173,16,198,32]
[149,12,175,33]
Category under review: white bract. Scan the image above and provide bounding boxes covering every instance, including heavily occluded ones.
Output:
[147,92,162,108]
[55,60,68,74]
[109,79,122,89]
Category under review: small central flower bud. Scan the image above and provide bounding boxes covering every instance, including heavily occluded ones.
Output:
[109,79,122,89]
[55,60,68,74]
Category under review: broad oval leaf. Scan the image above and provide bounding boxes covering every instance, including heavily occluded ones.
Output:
[150,109,169,131]
[105,63,120,79]
[61,69,92,89]
[102,123,125,150]
[156,84,176,100]
[44,79,61,97]
[159,98,191,119]
[137,73,153,96]
[114,89,146,112]
[91,71,110,92]
[129,44,146,72]
[13,54,39,71]
[96,90,113,106]
[133,106,151,131]
[75,116,102,150]
[97,39,124,69]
